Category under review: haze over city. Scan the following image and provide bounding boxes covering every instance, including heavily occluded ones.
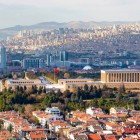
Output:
[0,0,140,28]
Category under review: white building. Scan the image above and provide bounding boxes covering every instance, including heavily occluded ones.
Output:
[45,107,61,116]
[32,110,63,127]
[86,107,104,116]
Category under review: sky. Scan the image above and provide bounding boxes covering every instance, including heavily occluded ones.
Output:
[0,0,139,29]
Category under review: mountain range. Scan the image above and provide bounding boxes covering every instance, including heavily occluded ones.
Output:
[0,21,139,40]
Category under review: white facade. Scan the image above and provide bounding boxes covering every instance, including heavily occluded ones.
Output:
[32,111,63,127]
[45,107,60,116]
[86,107,104,116]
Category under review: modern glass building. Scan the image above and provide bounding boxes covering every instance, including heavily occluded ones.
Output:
[23,58,45,69]
[0,45,6,71]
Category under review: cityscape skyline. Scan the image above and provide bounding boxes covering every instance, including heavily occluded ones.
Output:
[0,0,140,28]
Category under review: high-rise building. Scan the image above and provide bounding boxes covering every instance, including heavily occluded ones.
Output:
[23,58,45,69]
[46,54,52,66]
[0,45,6,71]
[60,51,68,62]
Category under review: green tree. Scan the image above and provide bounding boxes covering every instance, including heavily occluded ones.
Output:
[0,120,3,130]
[38,86,43,94]
[0,97,5,111]
[24,86,27,91]
[84,84,89,92]
[7,124,13,133]
[89,85,94,92]
[116,93,123,102]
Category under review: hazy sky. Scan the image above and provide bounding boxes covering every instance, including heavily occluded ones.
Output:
[0,0,139,28]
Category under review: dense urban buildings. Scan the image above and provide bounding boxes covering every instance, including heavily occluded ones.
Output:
[0,19,140,140]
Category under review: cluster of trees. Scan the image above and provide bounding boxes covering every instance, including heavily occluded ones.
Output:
[0,83,139,117]
[0,85,47,112]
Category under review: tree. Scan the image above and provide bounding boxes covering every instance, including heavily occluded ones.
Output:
[38,86,43,94]
[70,94,75,102]
[31,85,38,94]
[79,96,83,103]
[43,87,46,93]
[0,97,5,111]
[24,86,27,91]
[7,124,13,133]
[84,84,89,92]
[0,120,3,130]
[19,86,24,93]
[8,87,13,93]
[116,92,123,102]
[89,85,94,92]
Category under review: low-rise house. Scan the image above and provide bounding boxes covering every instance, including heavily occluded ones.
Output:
[96,114,113,120]
[28,131,47,140]
[0,130,17,140]
[77,114,93,123]
[126,116,140,124]
[87,124,103,133]
[110,107,128,115]
[67,118,82,126]
[48,120,70,132]
[71,110,86,119]
[105,122,120,131]
[0,111,34,135]
[74,133,88,140]
[66,127,86,140]
[32,111,63,126]
[86,107,104,117]
[112,113,128,119]
[70,110,94,123]
[45,107,60,116]
[129,110,140,116]
[88,133,102,140]
[123,135,139,140]
[102,134,117,140]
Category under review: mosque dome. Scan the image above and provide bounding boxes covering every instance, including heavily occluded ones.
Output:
[83,65,92,70]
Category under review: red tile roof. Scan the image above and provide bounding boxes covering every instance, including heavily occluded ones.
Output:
[104,135,117,140]
[29,131,47,139]
[88,133,102,140]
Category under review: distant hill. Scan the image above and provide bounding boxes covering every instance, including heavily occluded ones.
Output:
[0,21,139,40]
